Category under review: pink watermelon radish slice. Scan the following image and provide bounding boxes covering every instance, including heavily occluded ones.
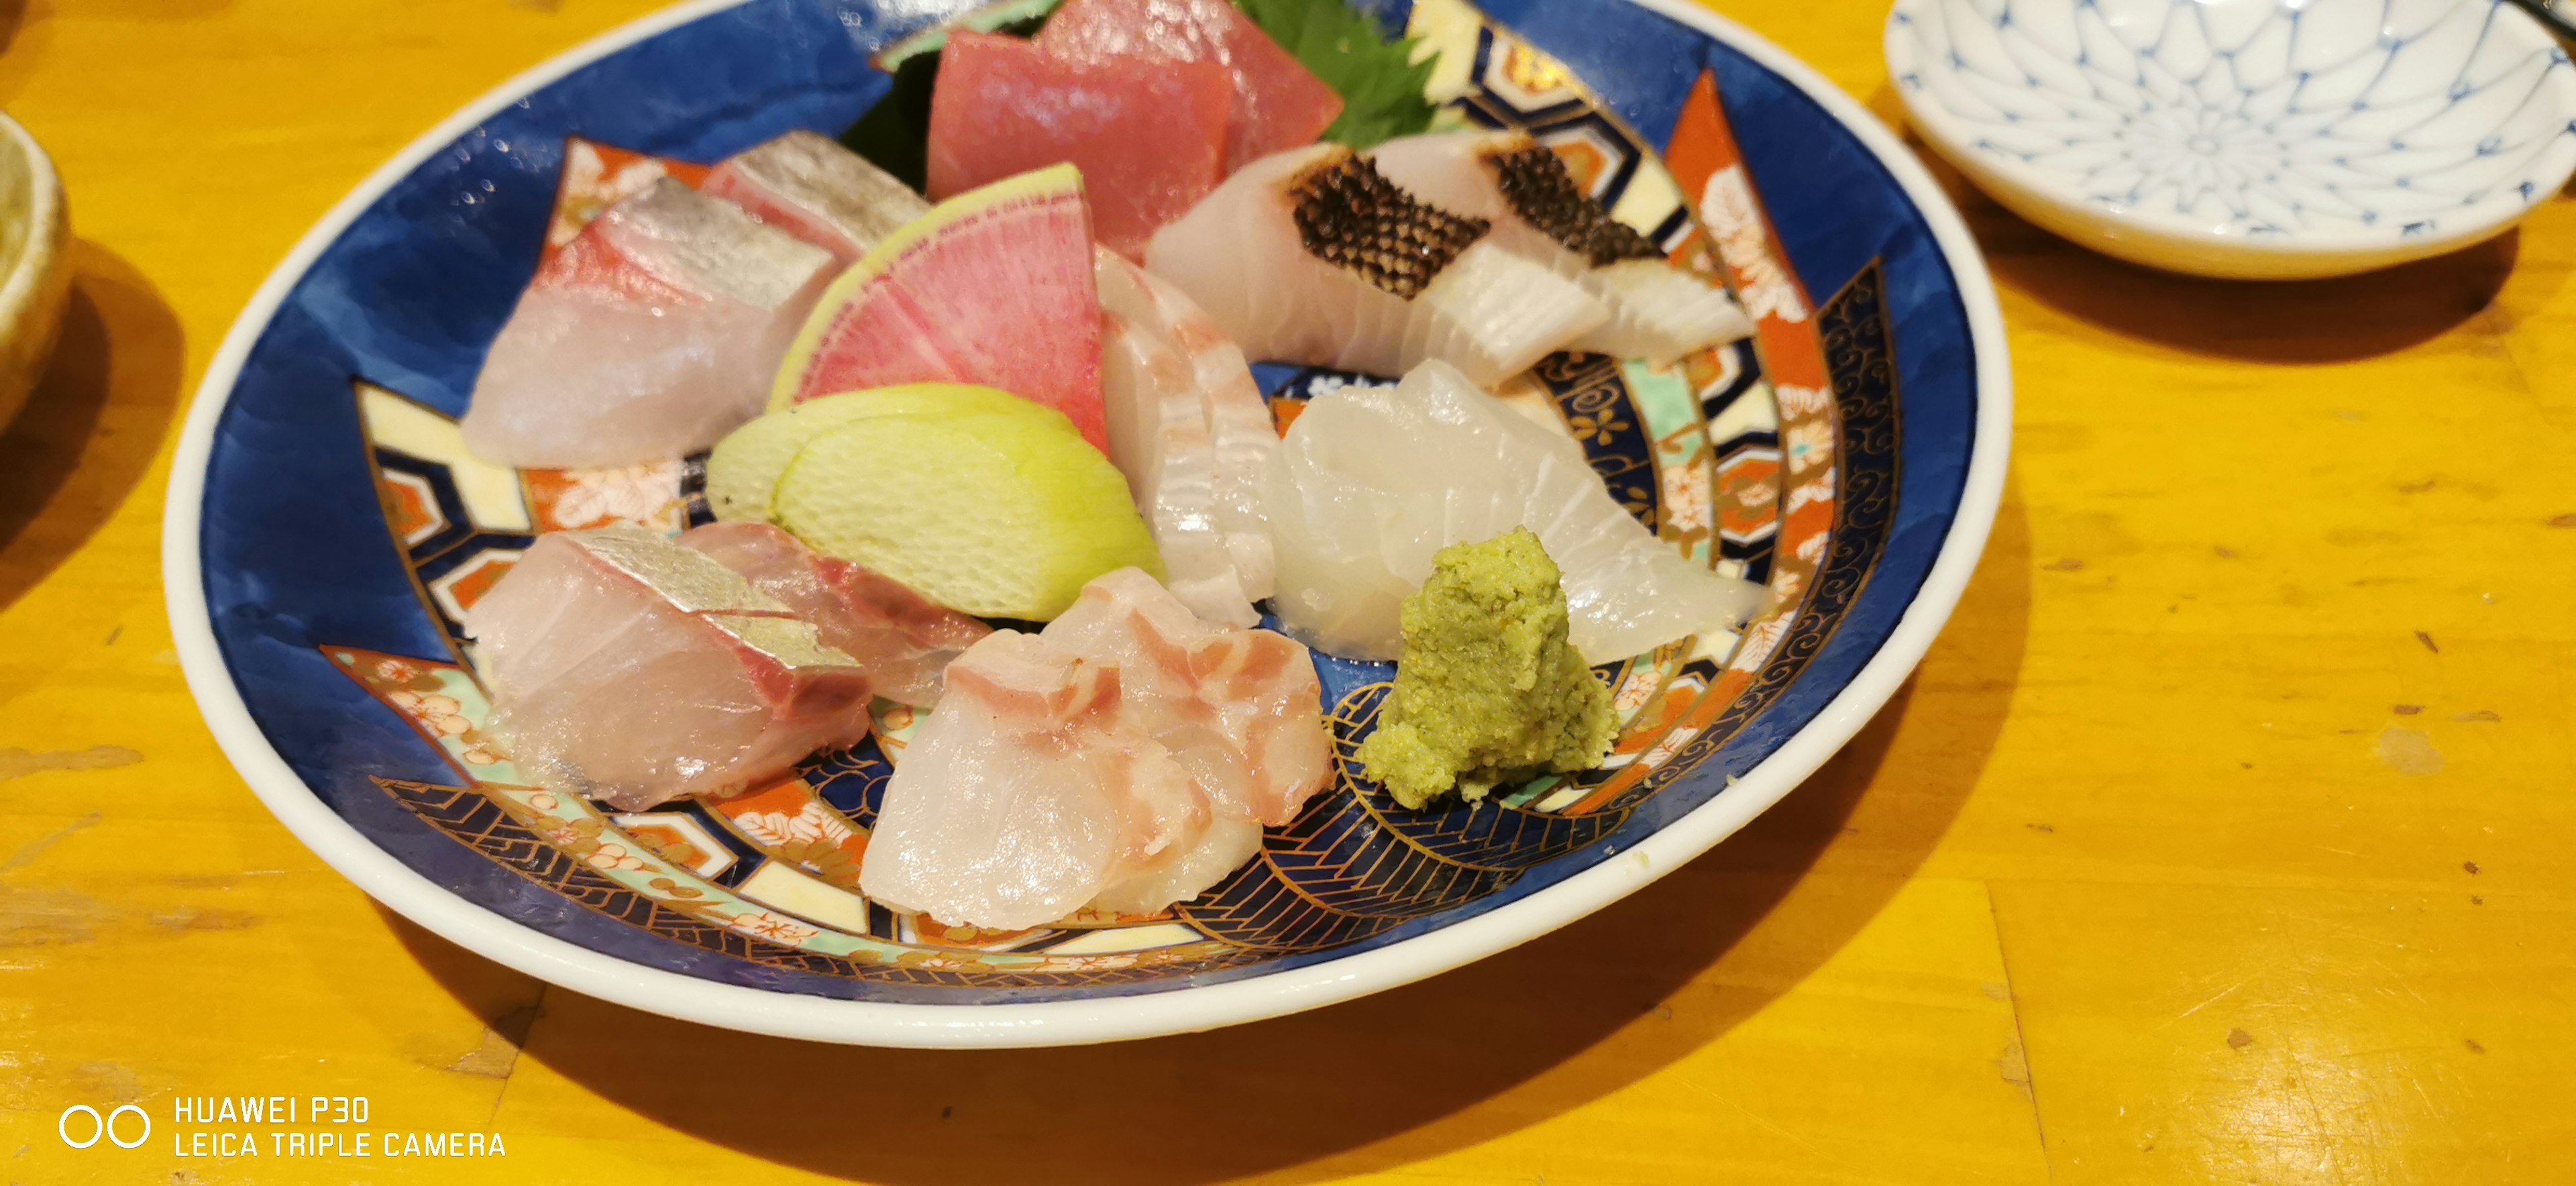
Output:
[926,30,1232,261]
[769,162,1110,453]
[1037,0,1344,172]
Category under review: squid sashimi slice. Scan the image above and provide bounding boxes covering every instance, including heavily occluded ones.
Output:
[702,129,931,268]
[1266,360,1770,663]
[1146,146,1609,388]
[1370,131,1754,364]
[676,522,990,708]
[928,31,1233,261]
[1040,567,1332,829]
[464,523,875,811]
[1036,0,1344,170]
[462,178,837,468]
[1097,251,1279,599]
[858,631,1216,930]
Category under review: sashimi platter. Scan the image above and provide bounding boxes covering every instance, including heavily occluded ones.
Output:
[168,0,2008,1044]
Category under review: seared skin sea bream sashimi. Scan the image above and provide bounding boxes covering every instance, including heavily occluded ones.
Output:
[1145,144,1609,387]
[1371,131,1755,364]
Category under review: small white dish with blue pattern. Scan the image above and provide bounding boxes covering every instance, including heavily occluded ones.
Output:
[1888,0,2576,278]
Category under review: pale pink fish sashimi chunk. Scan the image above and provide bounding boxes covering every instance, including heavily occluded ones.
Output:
[1040,567,1332,830]
[1146,145,1609,387]
[701,129,930,268]
[857,631,1215,930]
[859,568,1332,928]
[676,522,990,708]
[461,178,836,468]
[926,31,1232,260]
[1371,131,1754,364]
[464,523,874,812]
[1036,0,1344,172]
[1097,250,1279,600]
[1095,248,1258,627]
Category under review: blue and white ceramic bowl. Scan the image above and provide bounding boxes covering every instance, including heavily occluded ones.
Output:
[164,0,2008,1046]
[1888,0,2576,278]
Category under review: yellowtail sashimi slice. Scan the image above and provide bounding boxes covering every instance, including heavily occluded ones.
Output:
[463,523,875,810]
[1371,131,1753,364]
[702,129,930,268]
[770,163,1109,453]
[1144,146,1609,388]
[462,178,836,468]
[1267,360,1769,663]
[676,522,991,708]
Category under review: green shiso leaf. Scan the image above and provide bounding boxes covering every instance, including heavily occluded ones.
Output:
[1232,0,1440,150]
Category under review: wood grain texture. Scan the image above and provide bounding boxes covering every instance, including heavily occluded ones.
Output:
[0,0,2570,1181]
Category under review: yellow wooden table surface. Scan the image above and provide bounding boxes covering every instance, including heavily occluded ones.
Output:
[4,0,2573,1181]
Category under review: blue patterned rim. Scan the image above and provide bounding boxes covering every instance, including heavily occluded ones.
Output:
[162,0,2012,1044]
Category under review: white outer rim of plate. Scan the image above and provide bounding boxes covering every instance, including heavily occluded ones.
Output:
[161,0,2014,1048]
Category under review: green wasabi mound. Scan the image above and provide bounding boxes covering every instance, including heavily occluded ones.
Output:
[1354,527,1616,810]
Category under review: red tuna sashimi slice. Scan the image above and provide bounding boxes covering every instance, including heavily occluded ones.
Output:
[463,178,838,468]
[1036,0,1343,172]
[462,523,875,811]
[702,129,930,268]
[770,163,1110,452]
[676,522,991,708]
[541,136,710,263]
[925,30,1231,261]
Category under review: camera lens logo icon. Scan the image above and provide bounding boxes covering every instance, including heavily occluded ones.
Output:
[58,1104,149,1150]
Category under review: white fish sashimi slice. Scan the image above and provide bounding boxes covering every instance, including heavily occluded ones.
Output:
[1267,360,1770,663]
[1265,437,1408,660]
[1126,265,1279,600]
[1371,131,1754,364]
[1042,568,1333,828]
[1091,815,1263,916]
[1566,539,1768,663]
[461,178,836,468]
[1146,145,1608,388]
[1099,304,1256,627]
[857,631,1213,930]
[463,523,874,811]
[1095,248,1267,624]
[863,570,1332,927]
